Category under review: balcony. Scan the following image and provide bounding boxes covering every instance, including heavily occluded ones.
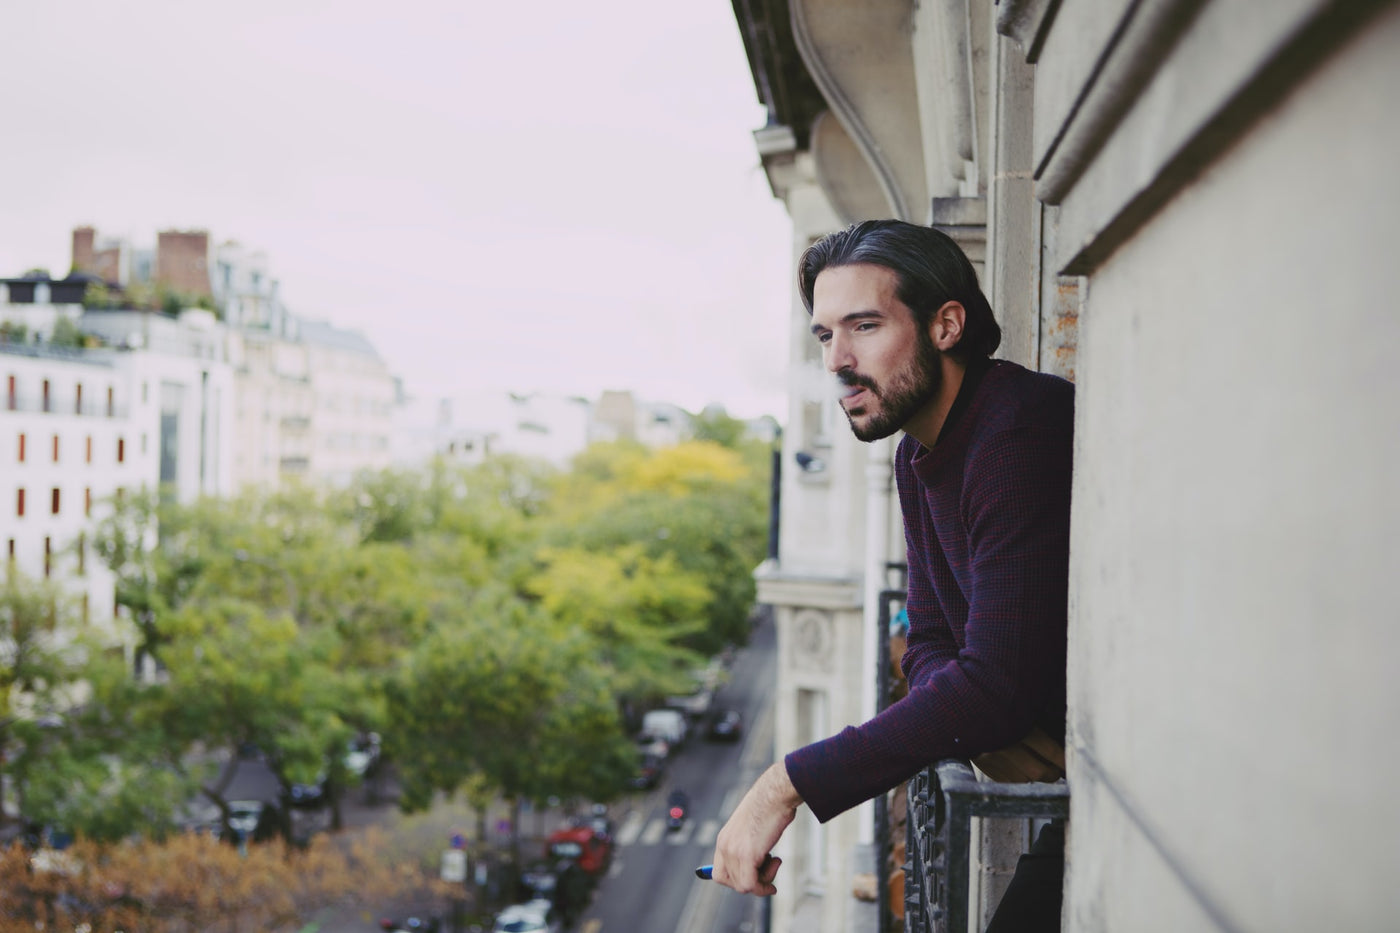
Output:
[3,393,128,419]
[902,762,1069,933]
[875,581,1071,933]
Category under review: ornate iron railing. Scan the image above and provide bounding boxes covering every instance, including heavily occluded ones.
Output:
[903,761,1069,933]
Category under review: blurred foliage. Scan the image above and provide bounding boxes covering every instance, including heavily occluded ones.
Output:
[82,280,222,317]
[5,439,769,876]
[0,826,422,933]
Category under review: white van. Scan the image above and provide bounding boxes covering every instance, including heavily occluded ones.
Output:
[640,708,688,746]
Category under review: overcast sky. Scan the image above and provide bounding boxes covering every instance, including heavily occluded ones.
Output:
[0,1,795,421]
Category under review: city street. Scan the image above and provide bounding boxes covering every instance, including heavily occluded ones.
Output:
[576,613,776,933]
[280,611,780,933]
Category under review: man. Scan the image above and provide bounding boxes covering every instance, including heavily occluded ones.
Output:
[710,219,1073,930]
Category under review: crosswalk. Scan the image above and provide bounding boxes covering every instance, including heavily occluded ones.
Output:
[615,812,720,849]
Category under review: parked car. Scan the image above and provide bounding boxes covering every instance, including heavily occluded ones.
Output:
[344,732,382,779]
[629,751,666,790]
[520,860,559,902]
[545,823,613,877]
[493,899,561,933]
[226,800,265,842]
[287,732,383,807]
[379,916,440,932]
[705,709,743,742]
[639,708,688,746]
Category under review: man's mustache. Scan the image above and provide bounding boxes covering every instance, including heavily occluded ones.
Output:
[837,369,876,392]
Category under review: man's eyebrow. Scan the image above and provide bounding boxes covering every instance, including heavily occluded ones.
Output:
[810,309,884,335]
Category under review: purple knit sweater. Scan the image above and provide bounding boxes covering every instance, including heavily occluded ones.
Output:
[785,360,1074,822]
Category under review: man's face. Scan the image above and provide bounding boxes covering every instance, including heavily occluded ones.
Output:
[810,263,941,442]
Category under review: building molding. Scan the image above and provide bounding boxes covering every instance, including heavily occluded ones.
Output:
[1050,0,1394,274]
[790,0,913,220]
[1033,0,1206,206]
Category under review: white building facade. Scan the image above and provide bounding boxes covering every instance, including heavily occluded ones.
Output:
[0,344,151,653]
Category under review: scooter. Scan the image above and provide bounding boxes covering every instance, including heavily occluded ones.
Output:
[666,790,690,831]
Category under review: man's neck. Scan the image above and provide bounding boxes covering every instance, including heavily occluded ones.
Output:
[903,356,968,448]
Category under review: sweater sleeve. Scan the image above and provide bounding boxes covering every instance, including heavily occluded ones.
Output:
[786,421,1072,822]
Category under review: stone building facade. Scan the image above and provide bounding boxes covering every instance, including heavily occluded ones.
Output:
[730,1,1400,930]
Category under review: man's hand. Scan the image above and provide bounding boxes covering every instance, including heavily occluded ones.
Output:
[711,762,802,895]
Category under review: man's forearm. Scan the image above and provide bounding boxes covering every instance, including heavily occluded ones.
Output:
[711,762,803,895]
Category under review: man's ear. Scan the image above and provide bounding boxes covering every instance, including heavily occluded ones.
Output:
[929,301,965,352]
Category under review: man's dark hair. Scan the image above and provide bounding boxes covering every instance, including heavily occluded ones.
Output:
[797,219,1002,360]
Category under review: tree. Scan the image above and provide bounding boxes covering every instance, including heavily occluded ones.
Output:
[0,572,189,844]
[386,593,635,863]
[0,573,84,833]
[691,406,750,449]
[48,316,90,348]
[523,545,708,698]
[543,441,769,653]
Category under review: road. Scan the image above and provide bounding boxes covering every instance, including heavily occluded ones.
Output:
[211,613,779,932]
[574,612,777,933]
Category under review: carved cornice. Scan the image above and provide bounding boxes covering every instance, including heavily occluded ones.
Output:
[790,0,912,219]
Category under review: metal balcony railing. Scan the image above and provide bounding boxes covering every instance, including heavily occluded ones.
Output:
[903,761,1069,933]
[876,570,1071,933]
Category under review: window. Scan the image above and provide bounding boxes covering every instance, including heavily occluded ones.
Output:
[82,593,89,624]
[106,386,114,417]
[6,538,13,563]
[77,533,85,575]
[44,537,51,577]
[52,434,59,462]
[6,375,14,410]
[51,487,60,515]
[17,432,24,462]
[42,379,51,413]
[85,487,91,517]
[16,488,24,517]
[86,435,92,463]
[117,437,125,463]
[75,383,83,414]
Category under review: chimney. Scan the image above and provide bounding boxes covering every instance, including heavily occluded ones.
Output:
[72,226,96,275]
[155,229,213,298]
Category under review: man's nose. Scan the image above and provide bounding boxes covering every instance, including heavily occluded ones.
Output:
[824,333,854,372]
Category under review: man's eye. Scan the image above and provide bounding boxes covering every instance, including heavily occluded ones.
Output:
[855,322,876,332]
[816,332,831,344]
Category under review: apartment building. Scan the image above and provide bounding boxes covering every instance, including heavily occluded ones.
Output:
[0,344,149,643]
[730,2,1400,931]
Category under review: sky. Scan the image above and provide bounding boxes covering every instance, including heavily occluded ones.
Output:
[0,1,796,421]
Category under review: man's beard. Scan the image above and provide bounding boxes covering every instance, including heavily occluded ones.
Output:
[839,328,942,442]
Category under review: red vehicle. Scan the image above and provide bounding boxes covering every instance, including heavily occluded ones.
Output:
[545,824,613,877]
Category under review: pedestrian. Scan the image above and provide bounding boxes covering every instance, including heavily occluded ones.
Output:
[710,219,1073,931]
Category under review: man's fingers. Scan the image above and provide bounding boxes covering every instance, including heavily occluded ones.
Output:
[711,852,780,895]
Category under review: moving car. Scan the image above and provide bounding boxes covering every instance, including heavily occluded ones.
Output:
[705,709,743,742]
